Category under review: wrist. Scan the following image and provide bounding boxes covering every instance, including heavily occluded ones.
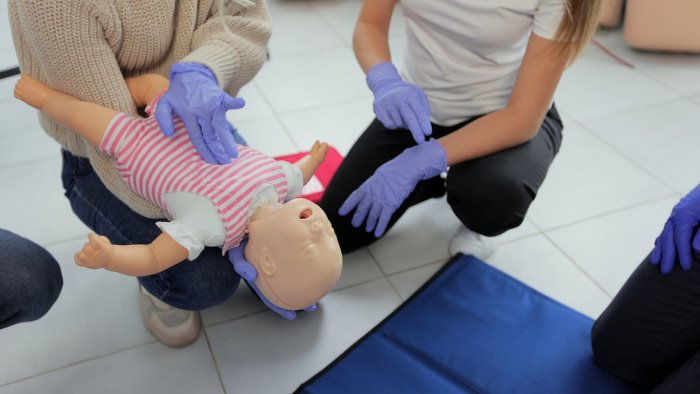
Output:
[366,62,402,93]
[169,62,217,83]
[407,139,448,180]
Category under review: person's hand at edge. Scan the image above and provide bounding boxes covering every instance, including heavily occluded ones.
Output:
[650,183,700,274]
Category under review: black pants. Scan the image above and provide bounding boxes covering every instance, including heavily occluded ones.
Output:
[319,105,564,253]
[591,238,700,393]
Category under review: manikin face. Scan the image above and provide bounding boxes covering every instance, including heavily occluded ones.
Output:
[245,198,343,310]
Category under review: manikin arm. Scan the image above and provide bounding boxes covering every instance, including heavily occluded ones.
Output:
[75,232,189,276]
[125,74,170,108]
[14,73,170,149]
[294,140,328,184]
[14,74,117,148]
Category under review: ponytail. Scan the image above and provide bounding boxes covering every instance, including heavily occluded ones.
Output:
[554,0,602,62]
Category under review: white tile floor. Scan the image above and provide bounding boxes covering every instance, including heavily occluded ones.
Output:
[1,2,699,393]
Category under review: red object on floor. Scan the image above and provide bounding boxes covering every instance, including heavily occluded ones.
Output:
[275,146,344,203]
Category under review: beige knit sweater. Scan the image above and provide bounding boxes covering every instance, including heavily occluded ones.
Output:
[8,0,271,218]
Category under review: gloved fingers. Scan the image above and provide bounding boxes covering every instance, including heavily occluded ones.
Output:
[374,103,397,130]
[339,189,363,217]
[386,104,405,131]
[222,95,246,111]
[303,303,317,312]
[277,309,297,320]
[184,116,216,164]
[650,235,662,265]
[220,128,239,161]
[232,258,258,282]
[212,115,239,160]
[411,92,433,138]
[374,208,394,238]
[228,241,258,282]
[254,284,297,320]
[365,204,382,233]
[154,100,176,137]
[660,224,676,275]
[675,225,694,271]
[351,195,372,229]
[199,117,229,165]
[399,104,424,145]
[693,230,700,253]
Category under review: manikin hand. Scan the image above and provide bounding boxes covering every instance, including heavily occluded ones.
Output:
[75,233,115,269]
[339,139,447,237]
[228,240,317,320]
[650,183,700,274]
[155,62,245,164]
[13,74,54,110]
[367,62,432,145]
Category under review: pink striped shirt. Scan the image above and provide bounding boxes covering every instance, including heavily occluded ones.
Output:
[99,97,289,253]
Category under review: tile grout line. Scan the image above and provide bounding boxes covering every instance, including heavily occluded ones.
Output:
[540,231,615,299]
[203,275,398,329]
[0,340,158,389]
[42,234,89,249]
[234,92,372,127]
[306,2,355,50]
[563,95,688,126]
[575,119,689,194]
[267,42,350,62]
[201,328,227,394]
[575,40,697,100]
[0,153,60,172]
[534,193,679,234]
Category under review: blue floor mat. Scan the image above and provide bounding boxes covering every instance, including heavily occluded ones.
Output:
[296,254,642,394]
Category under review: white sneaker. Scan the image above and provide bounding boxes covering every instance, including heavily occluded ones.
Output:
[139,286,201,348]
[448,226,499,260]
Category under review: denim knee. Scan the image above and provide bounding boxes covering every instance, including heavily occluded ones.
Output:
[0,229,63,328]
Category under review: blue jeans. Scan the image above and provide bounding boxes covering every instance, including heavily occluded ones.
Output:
[0,228,63,329]
[61,146,242,311]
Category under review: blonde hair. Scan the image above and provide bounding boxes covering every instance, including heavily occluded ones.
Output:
[554,0,603,62]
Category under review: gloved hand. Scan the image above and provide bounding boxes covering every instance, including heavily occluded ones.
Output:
[228,239,316,320]
[339,139,447,238]
[155,62,245,164]
[650,183,700,274]
[367,62,432,145]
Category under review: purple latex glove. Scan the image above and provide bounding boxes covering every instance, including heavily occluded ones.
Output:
[228,239,317,320]
[155,62,245,164]
[650,183,700,274]
[367,62,432,145]
[339,139,447,238]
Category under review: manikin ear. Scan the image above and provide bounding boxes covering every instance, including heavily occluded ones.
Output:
[259,246,276,277]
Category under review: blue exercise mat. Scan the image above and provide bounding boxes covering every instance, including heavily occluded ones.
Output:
[296,254,642,394]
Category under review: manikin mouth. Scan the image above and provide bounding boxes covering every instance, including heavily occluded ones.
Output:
[299,208,313,220]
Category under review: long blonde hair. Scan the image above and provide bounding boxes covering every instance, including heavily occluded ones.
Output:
[554,0,603,62]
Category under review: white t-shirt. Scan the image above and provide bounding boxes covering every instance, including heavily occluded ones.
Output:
[399,0,567,126]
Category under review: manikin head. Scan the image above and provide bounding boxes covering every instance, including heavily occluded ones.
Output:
[244,198,343,310]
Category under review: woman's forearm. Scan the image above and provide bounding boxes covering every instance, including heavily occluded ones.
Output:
[353,22,392,73]
[353,0,397,73]
[437,107,544,166]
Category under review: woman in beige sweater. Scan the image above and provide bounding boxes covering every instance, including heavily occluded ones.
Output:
[9,0,272,347]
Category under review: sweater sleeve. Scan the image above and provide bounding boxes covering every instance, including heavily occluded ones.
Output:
[8,0,167,219]
[9,0,137,124]
[181,0,272,96]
